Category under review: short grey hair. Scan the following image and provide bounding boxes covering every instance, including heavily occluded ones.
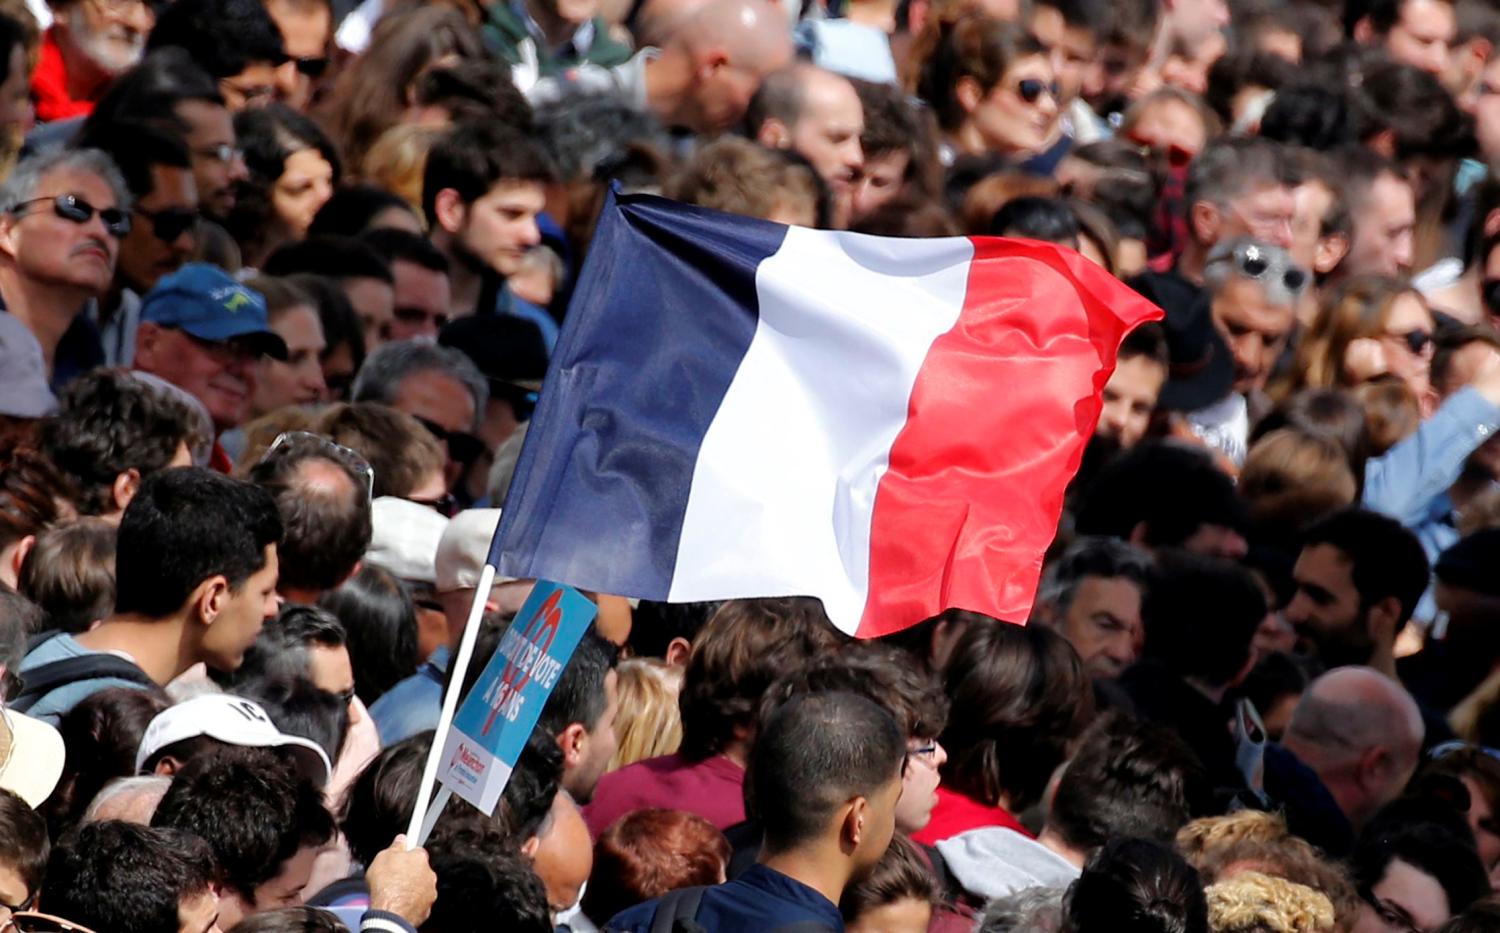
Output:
[1036,536,1153,620]
[351,339,488,432]
[0,148,132,216]
[978,886,1067,933]
[1203,238,1306,309]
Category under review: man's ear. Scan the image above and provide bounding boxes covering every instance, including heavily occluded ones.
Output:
[0,211,22,260]
[1352,16,1375,43]
[134,321,165,370]
[843,796,871,850]
[756,117,792,151]
[153,756,183,776]
[520,834,541,859]
[1314,232,1350,276]
[111,468,142,514]
[8,534,34,583]
[664,636,693,667]
[955,76,984,116]
[694,45,730,80]
[556,722,588,769]
[194,575,232,626]
[433,188,469,236]
[1189,200,1221,247]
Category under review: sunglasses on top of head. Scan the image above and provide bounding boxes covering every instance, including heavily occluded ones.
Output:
[10,195,130,237]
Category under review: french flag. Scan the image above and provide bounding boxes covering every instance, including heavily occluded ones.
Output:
[492,191,1161,638]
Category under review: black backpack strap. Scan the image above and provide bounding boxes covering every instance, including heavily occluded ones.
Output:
[648,886,708,933]
[10,655,154,713]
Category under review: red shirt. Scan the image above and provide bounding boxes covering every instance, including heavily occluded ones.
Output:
[583,753,745,838]
[910,785,1034,846]
[32,29,99,122]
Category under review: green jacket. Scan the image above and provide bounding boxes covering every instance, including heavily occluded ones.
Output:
[484,3,634,76]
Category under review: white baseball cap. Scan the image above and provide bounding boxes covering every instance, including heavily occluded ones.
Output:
[0,709,64,807]
[435,509,520,593]
[134,693,332,786]
[366,497,450,585]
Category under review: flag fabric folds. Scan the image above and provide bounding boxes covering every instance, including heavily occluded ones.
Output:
[493,190,1163,638]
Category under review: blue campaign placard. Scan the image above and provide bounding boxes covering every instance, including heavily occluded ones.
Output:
[438,580,598,813]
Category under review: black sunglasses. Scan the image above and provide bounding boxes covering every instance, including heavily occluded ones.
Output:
[414,416,486,465]
[1233,242,1307,295]
[11,194,130,237]
[295,56,329,78]
[1388,329,1434,355]
[136,205,199,243]
[1017,78,1060,103]
[408,491,460,518]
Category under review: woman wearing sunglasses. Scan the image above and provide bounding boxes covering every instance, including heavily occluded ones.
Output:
[912,10,1060,165]
[1285,276,1439,417]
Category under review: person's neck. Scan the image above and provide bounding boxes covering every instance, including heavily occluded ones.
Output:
[279,584,323,606]
[1367,642,1398,679]
[1175,242,1208,285]
[846,0,897,32]
[55,30,111,103]
[759,842,853,908]
[524,0,583,49]
[0,264,90,372]
[434,235,485,316]
[75,613,198,685]
[718,739,749,768]
[1036,827,1088,868]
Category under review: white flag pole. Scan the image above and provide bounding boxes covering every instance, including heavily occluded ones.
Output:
[404,563,497,848]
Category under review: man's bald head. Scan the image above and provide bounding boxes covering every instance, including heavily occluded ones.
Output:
[633,0,710,46]
[653,0,793,134]
[673,0,792,75]
[531,791,593,915]
[1282,666,1423,827]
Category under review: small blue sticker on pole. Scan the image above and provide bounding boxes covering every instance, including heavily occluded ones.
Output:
[437,581,597,814]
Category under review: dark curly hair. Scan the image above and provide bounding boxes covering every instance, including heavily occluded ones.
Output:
[1064,838,1209,933]
[938,619,1094,811]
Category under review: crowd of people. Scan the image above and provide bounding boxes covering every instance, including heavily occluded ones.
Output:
[3,0,1500,930]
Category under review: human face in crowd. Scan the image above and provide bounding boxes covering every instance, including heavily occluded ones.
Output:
[273,149,335,241]
[177,888,223,933]
[1161,31,1228,96]
[567,670,620,802]
[1376,291,1436,398]
[1353,858,1453,933]
[253,304,327,414]
[850,151,907,226]
[896,737,946,834]
[134,324,261,431]
[1458,774,1500,873]
[1212,277,1296,395]
[0,44,33,139]
[0,858,32,927]
[1127,98,1209,161]
[119,164,200,294]
[175,99,248,222]
[532,794,594,917]
[308,640,362,727]
[1097,355,1165,448]
[0,167,122,296]
[1057,575,1144,678]
[201,545,280,673]
[1285,542,1372,667]
[389,260,452,341]
[457,180,546,280]
[1290,179,1335,274]
[1469,56,1500,166]
[1382,0,1455,79]
[391,369,477,473]
[788,76,864,226]
[968,54,1060,157]
[1030,3,1094,108]
[58,0,152,77]
[221,63,281,111]
[342,275,395,348]
[218,843,323,930]
[1216,184,1296,252]
[265,0,332,111]
[1346,173,1416,278]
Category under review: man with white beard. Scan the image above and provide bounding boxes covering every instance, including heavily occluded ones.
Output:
[31,0,153,121]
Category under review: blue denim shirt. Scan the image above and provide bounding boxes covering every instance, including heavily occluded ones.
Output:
[369,646,449,746]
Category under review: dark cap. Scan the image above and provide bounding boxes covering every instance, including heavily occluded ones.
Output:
[1436,529,1500,597]
[438,314,548,394]
[1130,272,1232,412]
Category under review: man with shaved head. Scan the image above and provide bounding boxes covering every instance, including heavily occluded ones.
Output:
[749,64,865,228]
[527,0,793,134]
[1274,667,1424,849]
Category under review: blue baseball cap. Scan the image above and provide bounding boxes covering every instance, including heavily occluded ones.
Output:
[140,264,288,360]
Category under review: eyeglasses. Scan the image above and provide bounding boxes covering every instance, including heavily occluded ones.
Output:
[1383,329,1434,355]
[10,195,130,237]
[1016,78,1060,104]
[294,56,329,78]
[908,742,939,762]
[194,144,244,165]
[1230,242,1308,295]
[178,329,264,367]
[261,431,375,502]
[414,416,486,466]
[135,205,199,243]
[2,912,99,933]
[0,893,35,918]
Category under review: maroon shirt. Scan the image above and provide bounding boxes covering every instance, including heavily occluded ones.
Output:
[583,753,745,837]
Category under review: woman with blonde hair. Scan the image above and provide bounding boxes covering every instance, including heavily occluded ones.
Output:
[607,658,685,772]
[1284,277,1437,416]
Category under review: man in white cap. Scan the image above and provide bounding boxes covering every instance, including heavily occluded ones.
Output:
[0,589,64,810]
[364,496,450,664]
[135,692,332,786]
[369,509,533,745]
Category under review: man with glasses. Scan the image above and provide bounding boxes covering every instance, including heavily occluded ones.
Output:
[0,148,131,387]
[144,0,287,112]
[0,790,46,929]
[75,120,200,367]
[264,0,331,111]
[132,264,288,468]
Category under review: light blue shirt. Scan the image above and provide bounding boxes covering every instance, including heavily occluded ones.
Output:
[369,645,449,746]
